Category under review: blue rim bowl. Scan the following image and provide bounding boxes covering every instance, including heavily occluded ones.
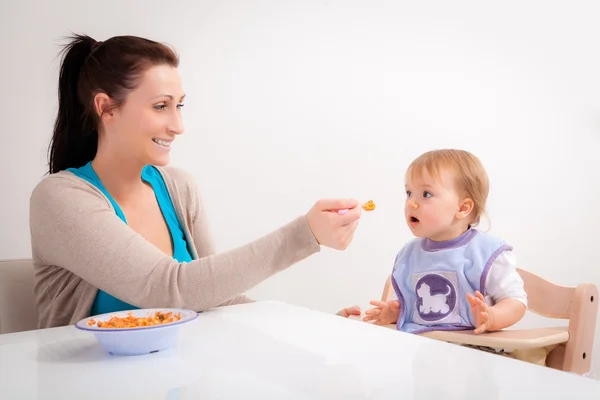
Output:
[75,308,198,356]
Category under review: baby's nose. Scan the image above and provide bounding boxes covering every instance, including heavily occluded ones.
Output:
[409,201,419,210]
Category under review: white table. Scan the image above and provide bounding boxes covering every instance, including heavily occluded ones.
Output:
[1,301,598,399]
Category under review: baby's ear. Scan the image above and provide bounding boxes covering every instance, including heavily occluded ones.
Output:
[456,198,474,220]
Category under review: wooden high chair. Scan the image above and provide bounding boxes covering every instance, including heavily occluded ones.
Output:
[378,268,598,375]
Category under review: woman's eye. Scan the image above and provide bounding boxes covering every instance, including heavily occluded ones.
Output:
[153,104,166,110]
[177,103,184,109]
[423,191,432,198]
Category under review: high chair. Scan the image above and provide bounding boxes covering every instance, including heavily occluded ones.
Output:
[378,268,598,375]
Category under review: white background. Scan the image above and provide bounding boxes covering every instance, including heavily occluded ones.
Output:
[1,0,599,376]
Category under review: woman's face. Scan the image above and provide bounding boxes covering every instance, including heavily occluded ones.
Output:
[100,64,185,167]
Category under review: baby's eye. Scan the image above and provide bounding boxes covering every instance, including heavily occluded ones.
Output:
[423,191,433,198]
[406,191,412,198]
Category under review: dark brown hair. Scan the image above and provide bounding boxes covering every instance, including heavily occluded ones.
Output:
[48,34,179,174]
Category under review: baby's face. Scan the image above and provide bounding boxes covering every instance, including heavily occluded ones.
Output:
[404,169,463,241]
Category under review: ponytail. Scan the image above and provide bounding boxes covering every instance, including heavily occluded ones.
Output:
[48,34,98,174]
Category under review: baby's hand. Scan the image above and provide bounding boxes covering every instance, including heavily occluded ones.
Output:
[363,300,400,325]
[336,305,361,318]
[467,291,495,334]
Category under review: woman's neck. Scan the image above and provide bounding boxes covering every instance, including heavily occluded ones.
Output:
[91,146,147,204]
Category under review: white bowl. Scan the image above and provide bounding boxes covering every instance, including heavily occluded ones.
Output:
[75,308,198,356]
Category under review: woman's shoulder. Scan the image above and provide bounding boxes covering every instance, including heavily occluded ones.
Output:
[30,170,107,209]
[155,165,197,183]
[154,165,202,198]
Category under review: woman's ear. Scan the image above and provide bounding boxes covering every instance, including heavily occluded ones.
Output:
[93,93,114,121]
[456,197,474,220]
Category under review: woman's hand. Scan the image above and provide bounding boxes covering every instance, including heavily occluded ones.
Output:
[305,199,362,250]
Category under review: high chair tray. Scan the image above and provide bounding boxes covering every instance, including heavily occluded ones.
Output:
[417,326,569,350]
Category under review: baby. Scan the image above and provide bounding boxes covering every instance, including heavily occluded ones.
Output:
[338,149,527,335]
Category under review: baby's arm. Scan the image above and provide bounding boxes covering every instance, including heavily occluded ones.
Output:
[469,251,527,333]
[485,251,527,307]
[486,297,526,331]
[486,250,527,329]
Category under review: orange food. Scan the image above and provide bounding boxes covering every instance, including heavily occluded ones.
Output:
[362,200,376,211]
[87,311,181,329]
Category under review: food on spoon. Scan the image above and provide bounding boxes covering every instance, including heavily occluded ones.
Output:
[337,200,376,214]
[362,200,376,211]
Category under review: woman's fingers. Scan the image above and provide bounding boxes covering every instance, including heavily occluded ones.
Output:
[305,199,362,250]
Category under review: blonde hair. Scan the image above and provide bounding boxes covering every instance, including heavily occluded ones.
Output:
[407,149,489,226]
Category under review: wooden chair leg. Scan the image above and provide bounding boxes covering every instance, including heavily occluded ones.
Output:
[562,284,599,374]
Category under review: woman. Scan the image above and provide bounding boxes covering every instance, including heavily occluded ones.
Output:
[29,34,362,328]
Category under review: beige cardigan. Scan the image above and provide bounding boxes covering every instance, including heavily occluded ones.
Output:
[29,166,320,328]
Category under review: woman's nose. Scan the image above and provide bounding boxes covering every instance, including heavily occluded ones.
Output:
[168,111,185,135]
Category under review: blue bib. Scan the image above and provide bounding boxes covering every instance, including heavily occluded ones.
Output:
[391,229,512,334]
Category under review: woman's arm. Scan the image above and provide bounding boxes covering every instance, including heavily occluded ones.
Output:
[183,172,256,307]
[30,173,323,312]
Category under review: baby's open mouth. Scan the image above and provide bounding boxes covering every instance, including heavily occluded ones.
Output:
[410,216,420,223]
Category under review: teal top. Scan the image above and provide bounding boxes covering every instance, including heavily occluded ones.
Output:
[67,161,193,315]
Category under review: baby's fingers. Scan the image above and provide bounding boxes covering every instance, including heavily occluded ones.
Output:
[473,311,490,334]
[475,291,485,303]
[363,314,379,322]
[365,307,382,317]
[474,296,488,310]
[466,293,477,307]
[369,300,387,308]
[345,306,362,316]
[473,323,487,335]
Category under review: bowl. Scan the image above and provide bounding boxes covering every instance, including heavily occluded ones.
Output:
[75,308,198,356]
